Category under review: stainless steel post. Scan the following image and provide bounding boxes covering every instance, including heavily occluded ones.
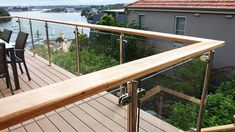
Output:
[127,80,138,132]
[29,19,35,56]
[45,22,51,65]
[118,33,125,95]
[120,33,124,64]
[75,26,80,76]
[17,17,21,31]
[196,50,214,132]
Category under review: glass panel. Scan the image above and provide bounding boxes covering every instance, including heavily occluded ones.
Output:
[80,29,120,74]
[0,18,19,42]
[139,57,206,131]
[29,21,49,60]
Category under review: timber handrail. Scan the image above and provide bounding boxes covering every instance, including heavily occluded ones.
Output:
[0,39,224,129]
[0,16,210,44]
[201,124,235,132]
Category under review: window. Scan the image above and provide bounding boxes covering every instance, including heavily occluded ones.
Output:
[174,16,186,35]
[173,16,186,47]
[138,14,145,28]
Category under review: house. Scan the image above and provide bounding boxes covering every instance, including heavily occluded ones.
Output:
[126,0,235,68]
[91,9,126,24]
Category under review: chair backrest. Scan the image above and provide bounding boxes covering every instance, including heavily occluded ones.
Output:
[0,43,7,75]
[1,29,12,43]
[15,31,28,60]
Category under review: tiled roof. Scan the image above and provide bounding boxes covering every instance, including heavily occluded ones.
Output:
[126,0,235,10]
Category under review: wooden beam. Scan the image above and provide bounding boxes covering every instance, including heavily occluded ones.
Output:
[160,86,201,104]
[0,37,224,129]
[141,85,201,104]
[141,86,161,102]
[201,124,235,132]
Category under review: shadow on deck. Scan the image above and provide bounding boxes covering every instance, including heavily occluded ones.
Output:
[0,51,182,132]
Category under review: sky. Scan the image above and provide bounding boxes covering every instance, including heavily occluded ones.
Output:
[0,0,137,6]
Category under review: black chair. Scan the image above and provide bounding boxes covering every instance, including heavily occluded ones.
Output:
[8,31,31,81]
[0,43,13,95]
[1,29,12,43]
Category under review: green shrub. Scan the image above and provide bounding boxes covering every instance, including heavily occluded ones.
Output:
[52,47,118,74]
[52,51,77,74]
[167,89,235,131]
[203,93,235,127]
[32,45,51,60]
[217,74,235,99]
[166,102,198,130]
[80,48,118,74]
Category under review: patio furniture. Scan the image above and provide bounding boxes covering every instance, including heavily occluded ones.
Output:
[0,39,20,90]
[13,31,31,81]
[0,43,13,95]
[0,29,12,43]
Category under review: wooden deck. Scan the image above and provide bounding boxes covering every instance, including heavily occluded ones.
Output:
[0,51,182,132]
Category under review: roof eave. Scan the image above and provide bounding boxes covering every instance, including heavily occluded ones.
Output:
[125,7,235,14]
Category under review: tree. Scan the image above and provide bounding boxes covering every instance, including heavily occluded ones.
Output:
[69,34,89,52]
[97,14,116,26]
[95,14,154,62]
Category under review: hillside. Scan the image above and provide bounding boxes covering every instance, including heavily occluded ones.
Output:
[0,8,11,22]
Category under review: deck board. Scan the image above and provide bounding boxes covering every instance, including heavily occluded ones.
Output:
[0,51,182,132]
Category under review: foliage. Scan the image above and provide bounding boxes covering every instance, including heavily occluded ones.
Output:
[169,59,206,97]
[32,45,51,60]
[203,93,235,127]
[95,14,154,62]
[55,37,64,43]
[79,48,118,74]
[52,47,118,74]
[167,79,235,131]
[52,51,77,74]
[97,14,116,26]
[69,34,89,52]
[32,35,118,75]
[0,8,11,23]
[216,74,235,99]
[144,59,206,98]
[81,7,94,21]
[166,102,198,130]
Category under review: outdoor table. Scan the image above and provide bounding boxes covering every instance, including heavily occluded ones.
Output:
[0,39,20,90]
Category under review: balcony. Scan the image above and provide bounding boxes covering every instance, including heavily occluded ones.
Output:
[0,16,226,132]
[0,51,183,132]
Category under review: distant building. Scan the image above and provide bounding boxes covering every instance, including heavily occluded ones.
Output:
[126,0,235,68]
[103,9,126,23]
[91,9,126,24]
[66,8,76,13]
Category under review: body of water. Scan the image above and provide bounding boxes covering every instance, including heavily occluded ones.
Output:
[0,11,89,44]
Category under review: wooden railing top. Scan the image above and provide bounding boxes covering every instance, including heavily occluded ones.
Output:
[201,124,235,132]
[0,38,224,129]
[0,16,210,44]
